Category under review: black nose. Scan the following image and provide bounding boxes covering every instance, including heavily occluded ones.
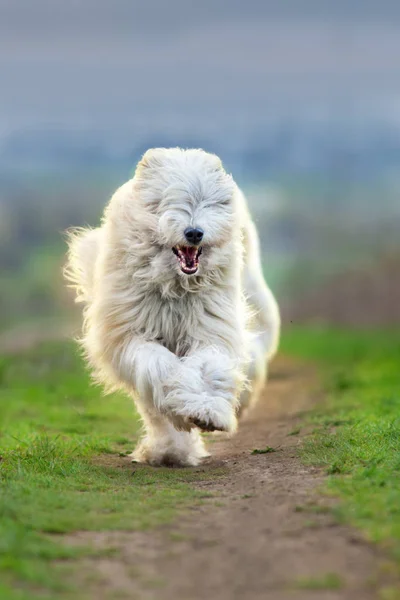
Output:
[184,227,204,245]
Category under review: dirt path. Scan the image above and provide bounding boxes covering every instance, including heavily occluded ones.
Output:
[64,357,389,600]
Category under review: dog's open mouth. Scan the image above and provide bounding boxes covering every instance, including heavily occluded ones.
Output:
[172,245,203,275]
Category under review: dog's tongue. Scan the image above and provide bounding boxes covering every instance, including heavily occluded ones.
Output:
[181,246,197,266]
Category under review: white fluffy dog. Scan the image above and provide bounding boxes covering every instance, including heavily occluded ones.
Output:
[65,148,280,466]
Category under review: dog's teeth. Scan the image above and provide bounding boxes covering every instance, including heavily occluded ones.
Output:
[172,245,200,275]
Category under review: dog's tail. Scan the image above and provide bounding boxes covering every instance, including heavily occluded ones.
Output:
[64,227,102,303]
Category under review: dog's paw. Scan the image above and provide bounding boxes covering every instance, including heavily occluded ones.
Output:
[163,361,239,435]
[190,417,220,432]
[130,430,208,468]
[183,397,238,434]
[131,446,197,467]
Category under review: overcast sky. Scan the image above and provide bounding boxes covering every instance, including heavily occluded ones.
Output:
[1,1,400,135]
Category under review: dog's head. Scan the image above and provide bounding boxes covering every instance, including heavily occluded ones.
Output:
[132,148,240,279]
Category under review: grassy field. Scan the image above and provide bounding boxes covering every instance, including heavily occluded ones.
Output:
[282,328,400,566]
[2,329,400,598]
[0,342,224,599]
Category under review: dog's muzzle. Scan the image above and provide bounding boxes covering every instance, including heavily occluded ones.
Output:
[172,245,203,275]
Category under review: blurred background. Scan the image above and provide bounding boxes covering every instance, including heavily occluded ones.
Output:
[1,0,400,342]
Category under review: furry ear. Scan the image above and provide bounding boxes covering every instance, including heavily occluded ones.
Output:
[206,153,224,172]
[136,148,167,174]
[133,148,168,203]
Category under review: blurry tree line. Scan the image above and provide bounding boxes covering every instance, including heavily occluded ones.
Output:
[0,173,120,330]
[1,165,400,332]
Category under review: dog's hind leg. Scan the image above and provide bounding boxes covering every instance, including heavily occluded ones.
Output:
[131,407,208,467]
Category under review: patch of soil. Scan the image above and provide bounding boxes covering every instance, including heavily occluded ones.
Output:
[282,255,400,327]
[64,358,391,600]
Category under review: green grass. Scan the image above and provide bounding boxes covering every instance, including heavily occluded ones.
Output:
[293,572,343,591]
[4,328,400,597]
[282,327,400,562]
[0,342,224,599]
[251,446,277,455]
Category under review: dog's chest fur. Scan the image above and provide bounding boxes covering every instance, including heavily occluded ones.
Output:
[132,287,235,357]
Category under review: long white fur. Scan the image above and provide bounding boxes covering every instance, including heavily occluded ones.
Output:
[65,148,280,466]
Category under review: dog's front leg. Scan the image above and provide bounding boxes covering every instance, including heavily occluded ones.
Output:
[107,339,209,466]
[164,347,245,434]
[111,339,204,428]
[131,344,240,464]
